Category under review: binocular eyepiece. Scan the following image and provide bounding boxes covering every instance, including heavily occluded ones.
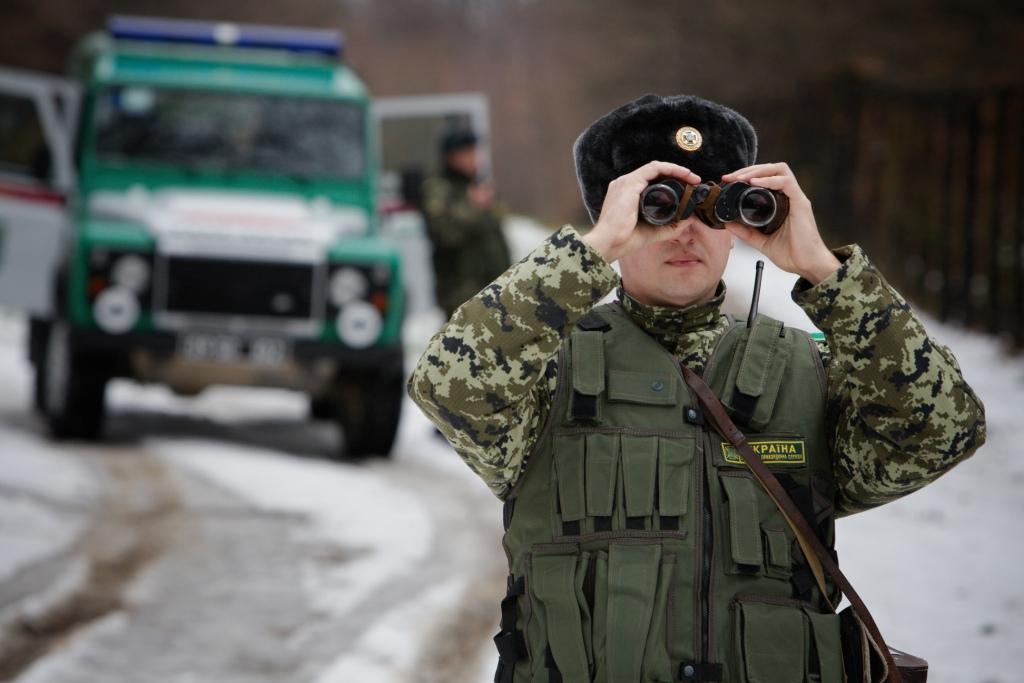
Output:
[639,178,789,234]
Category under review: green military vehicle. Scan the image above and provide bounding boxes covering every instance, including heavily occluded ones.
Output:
[0,16,406,457]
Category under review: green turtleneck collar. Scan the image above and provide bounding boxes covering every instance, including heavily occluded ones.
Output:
[617,282,727,336]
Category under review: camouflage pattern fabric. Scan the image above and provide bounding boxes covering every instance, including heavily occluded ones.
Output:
[793,245,986,514]
[615,284,731,377]
[421,171,511,317]
[409,226,613,491]
[408,227,986,511]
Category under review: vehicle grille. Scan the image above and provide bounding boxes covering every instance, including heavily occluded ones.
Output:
[162,257,315,319]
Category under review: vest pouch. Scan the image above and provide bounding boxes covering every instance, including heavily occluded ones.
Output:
[569,330,606,423]
[529,547,592,682]
[721,318,791,431]
[733,598,806,683]
[607,370,678,405]
[803,608,843,683]
[640,553,676,682]
[658,438,693,522]
[605,541,661,683]
[592,551,609,683]
[762,524,793,580]
[586,433,619,521]
[719,473,765,573]
[555,435,588,534]
[620,435,658,529]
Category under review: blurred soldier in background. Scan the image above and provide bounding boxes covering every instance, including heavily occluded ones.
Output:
[421,128,511,318]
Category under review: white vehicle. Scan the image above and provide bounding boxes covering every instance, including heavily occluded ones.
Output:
[0,16,495,458]
[0,17,408,458]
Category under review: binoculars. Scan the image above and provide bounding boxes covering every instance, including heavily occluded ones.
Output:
[639,178,789,234]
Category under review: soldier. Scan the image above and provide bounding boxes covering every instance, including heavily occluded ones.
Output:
[421,128,511,318]
[408,94,986,682]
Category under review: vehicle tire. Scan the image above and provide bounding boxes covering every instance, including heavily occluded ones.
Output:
[308,394,336,421]
[29,318,51,414]
[333,362,404,460]
[42,321,109,440]
[33,363,47,415]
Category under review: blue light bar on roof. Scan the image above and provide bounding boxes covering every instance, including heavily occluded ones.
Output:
[107,15,344,58]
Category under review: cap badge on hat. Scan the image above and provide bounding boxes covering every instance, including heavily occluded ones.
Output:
[675,126,703,152]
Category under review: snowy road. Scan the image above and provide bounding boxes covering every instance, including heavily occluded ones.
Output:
[1,225,1022,683]
[0,311,507,683]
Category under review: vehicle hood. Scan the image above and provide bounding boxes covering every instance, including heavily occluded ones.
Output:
[88,188,369,260]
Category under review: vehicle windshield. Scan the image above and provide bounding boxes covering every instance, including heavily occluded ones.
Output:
[93,86,366,179]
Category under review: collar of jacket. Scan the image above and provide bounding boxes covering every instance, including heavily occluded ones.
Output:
[617,282,726,337]
[442,166,476,184]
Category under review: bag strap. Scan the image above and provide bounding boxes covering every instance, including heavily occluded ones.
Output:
[681,365,902,683]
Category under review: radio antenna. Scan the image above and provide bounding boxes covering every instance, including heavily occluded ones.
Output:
[747,260,764,328]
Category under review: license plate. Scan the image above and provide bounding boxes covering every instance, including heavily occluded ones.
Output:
[178,333,291,366]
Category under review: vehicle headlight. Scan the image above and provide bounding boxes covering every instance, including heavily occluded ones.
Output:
[111,254,151,293]
[87,249,153,314]
[329,267,369,307]
[93,286,140,334]
[336,301,382,348]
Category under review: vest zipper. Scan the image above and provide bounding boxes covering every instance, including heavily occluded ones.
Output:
[700,454,713,664]
[622,308,739,669]
[694,322,738,666]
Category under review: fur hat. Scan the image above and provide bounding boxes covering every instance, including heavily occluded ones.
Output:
[440,128,479,156]
[573,94,758,222]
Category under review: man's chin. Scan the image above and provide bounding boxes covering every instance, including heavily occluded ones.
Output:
[657,278,720,308]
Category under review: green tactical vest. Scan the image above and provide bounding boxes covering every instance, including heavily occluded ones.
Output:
[493,302,844,683]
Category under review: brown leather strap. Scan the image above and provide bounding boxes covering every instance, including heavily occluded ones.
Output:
[693,183,723,227]
[677,182,696,222]
[681,366,902,683]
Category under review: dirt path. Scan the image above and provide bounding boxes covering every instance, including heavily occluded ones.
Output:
[2,398,506,683]
[0,448,181,680]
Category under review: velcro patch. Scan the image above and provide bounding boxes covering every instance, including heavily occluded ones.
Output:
[722,439,806,465]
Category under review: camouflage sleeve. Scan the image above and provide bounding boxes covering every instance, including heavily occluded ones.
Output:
[793,245,987,516]
[407,226,618,498]
[421,177,503,249]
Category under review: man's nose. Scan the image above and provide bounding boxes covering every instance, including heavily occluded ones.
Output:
[668,218,701,242]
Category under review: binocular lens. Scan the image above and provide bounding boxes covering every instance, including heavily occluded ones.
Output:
[738,187,777,228]
[640,184,680,225]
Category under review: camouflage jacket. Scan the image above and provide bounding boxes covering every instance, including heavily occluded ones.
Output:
[421,169,511,316]
[408,226,986,514]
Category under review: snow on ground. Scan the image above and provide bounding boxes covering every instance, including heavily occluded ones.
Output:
[107,323,502,682]
[0,429,99,504]
[0,314,99,584]
[311,576,467,683]
[101,375,495,681]
[0,497,84,585]
[0,215,522,682]
[152,437,433,620]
